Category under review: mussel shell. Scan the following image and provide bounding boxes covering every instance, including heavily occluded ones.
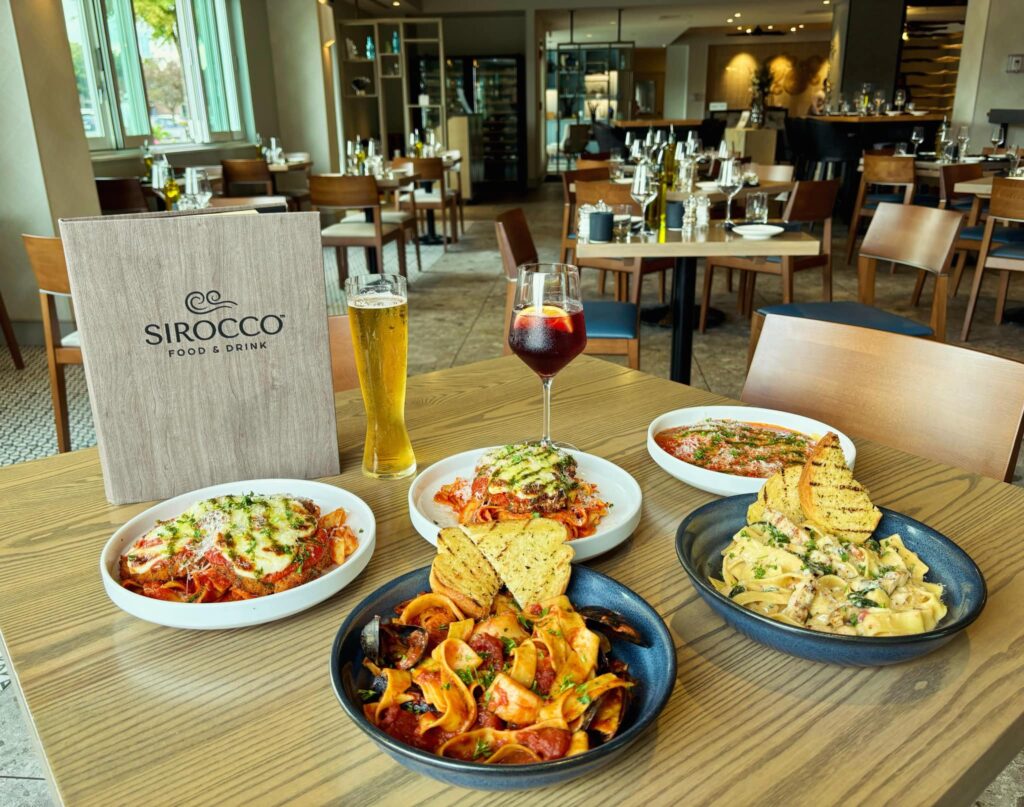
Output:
[359,616,429,670]
[580,686,631,742]
[578,606,647,646]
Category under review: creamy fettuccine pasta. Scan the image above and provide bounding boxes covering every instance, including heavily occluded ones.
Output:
[712,510,946,636]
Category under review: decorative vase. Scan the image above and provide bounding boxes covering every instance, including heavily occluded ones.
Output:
[749,96,765,129]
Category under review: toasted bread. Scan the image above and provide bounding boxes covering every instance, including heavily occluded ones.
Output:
[430,527,503,619]
[798,433,881,544]
[747,464,805,526]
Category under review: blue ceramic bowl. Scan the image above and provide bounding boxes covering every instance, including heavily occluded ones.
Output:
[675,494,987,666]
[330,565,676,790]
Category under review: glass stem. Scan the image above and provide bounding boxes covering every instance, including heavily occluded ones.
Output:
[725,197,733,223]
[541,376,553,445]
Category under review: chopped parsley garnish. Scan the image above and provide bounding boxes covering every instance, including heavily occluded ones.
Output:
[357,689,378,701]
[847,591,878,609]
[760,523,790,548]
[752,564,767,579]
[456,669,475,687]
[500,636,517,654]
[865,539,881,554]
[473,739,492,760]
[479,671,496,690]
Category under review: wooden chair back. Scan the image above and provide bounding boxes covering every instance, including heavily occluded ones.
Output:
[561,167,610,204]
[95,177,149,214]
[783,179,839,223]
[327,315,359,392]
[863,154,916,185]
[989,177,1024,223]
[576,159,610,170]
[749,163,795,183]
[860,203,962,274]
[574,180,640,213]
[743,315,1024,482]
[221,159,273,195]
[22,235,71,295]
[495,208,539,280]
[394,157,445,182]
[309,174,380,209]
[938,162,984,208]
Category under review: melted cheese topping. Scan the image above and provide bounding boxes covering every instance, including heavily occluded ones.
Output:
[475,443,578,500]
[124,494,319,580]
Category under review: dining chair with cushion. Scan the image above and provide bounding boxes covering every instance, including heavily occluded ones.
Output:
[443,150,466,236]
[844,154,917,265]
[22,235,83,453]
[310,174,407,286]
[395,157,459,251]
[326,315,359,393]
[0,290,24,370]
[575,180,674,305]
[221,159,310,211]
[560,166,611,265]
[495,208,641,369]
[961,177,1024,342]
[339,176,421,273]
[747,201,963,363]
[95,177,151,215]
[743,314,1024,482]
[702,179,839,332]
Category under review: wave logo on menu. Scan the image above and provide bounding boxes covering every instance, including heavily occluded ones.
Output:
[143,289,287,358]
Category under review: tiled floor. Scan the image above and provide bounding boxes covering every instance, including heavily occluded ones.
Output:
[2,183,1023,804]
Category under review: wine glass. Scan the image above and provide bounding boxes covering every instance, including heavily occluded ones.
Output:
[894,89,906,112]
[717,158,743,228]
[873,89,886,115]
[507,264,587,446]
[631,162,659,237]
[990,127,1004,151]
[956,125,970,161]
[194,170,213,208]
[910,127,925,155]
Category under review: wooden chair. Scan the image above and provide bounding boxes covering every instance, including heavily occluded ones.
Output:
[443,150,466,236]
[747,163,795,183]
[395,157,459,252]
[844,154,916,265]
[560,166,610,265]
[310,174,407,286]
[702,179,839,332]
[575,159,611,170]
[575,180,674,304]
[339,177,421,273]
[221,159,310,211]
[495,208,641,369]
[748,201,963,363]
[22,235,83,452]
[743,314,1024,482]
[0,290,24,370]
[326,315,359,392]
[95,177,150,214]
[961,177,1024,342]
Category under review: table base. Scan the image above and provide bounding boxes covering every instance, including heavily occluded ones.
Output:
[641,305,725,330]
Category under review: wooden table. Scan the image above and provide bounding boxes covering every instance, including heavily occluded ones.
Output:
[1,356,1022,806]
[576,230,819,384]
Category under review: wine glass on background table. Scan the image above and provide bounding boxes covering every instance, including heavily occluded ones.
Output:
[910,127,925,155]
[194,170,213,208]
[956,125,970,161]
[991,127,1005,151]
[631,162,659,237]
[894,89,906,113]
[507,264,587,447]
[717,158,743,228]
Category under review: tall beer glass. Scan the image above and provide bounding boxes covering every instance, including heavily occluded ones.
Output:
[345,274,416,479]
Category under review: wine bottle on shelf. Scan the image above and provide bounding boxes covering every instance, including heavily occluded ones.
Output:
[663,126,677,192]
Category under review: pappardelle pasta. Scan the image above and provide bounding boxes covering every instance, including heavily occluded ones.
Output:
[712,510,946,637]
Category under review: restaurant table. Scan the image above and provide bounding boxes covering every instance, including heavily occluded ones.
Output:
[1,355,1022,806]
[666,179,794,205]
[576,229,818,384]
[809,113,946,125]
[207,195,289,212]
[856,158,1003,181]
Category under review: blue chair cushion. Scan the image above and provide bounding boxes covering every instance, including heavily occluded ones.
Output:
[959,226,1024,243]
[990,243,1024,261]
[583,301,638,339]
[757,301,933,337]
[863,192,905,209]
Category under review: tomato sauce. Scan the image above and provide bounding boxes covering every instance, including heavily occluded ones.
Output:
[655,418,814,478]
[468,633,505,672]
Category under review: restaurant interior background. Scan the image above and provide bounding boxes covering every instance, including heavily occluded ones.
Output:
[2,0,1024,803]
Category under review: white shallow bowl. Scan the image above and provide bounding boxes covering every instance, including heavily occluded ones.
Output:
[100,479,376,630]
[909,110,928,116]
[647,406,857,496]
[732,224,785,240]
[407,447,642,562]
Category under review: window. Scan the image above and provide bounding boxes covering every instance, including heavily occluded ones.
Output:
[62,0,244,150]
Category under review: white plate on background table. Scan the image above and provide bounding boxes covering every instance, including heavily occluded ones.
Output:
[647,406,856,496]
[909,110,929,116]
[697,181,719,192]
[407,447,642,562]
[731,224,785,240]
[100,479,376,630]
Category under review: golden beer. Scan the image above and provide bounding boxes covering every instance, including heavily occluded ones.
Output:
[346,276,416,479]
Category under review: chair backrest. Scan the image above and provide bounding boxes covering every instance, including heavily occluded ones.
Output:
[743,315,1024,482]
[862,154,915,185]
[309,174,380,209]
[988,177,1024,223]
[95,177,149,214]
[938,162,984,208]
[221,158,273,197]
[393,156,444,182]
[494,208,539,280]
[565,124,591,152]
[748,163,795,183]
[575,159,610,171]
[574,180,639,213]
[561,166,610,205]
[327,315,359,392]
[783,179,839,223]
[22,235,70,295]
[860,202,962,275]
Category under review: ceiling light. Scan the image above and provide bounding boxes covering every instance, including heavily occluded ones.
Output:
[737,26,743,30]
[735,12,741,17]
[790,26,797,31]
[727,17,734,23]
[902,28,909,41]
[745,27,752,33]
[391,0,400,4]
[767,24,773,29]
[823,0,830,4]
[799,24,805,28]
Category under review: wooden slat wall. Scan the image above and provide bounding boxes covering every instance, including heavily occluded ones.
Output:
[899,26,963,118]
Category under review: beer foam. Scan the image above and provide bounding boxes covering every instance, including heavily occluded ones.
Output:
[348,292,406,309]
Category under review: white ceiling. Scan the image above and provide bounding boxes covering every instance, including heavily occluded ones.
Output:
[540,2,834,48]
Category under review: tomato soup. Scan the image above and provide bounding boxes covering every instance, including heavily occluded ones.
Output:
[654,418,814,478]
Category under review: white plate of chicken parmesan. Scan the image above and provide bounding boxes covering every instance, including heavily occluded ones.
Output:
[407,443,642,562]
[100,479,376,629]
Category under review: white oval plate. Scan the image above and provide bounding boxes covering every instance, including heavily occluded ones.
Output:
[909,110,928,116]
[100,479,376,630]
[407,448,642,562]
[696,181,719,191]
[732,224,785,240]
[647,406,856,497]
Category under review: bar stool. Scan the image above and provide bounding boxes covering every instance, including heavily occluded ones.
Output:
[844,154,916,265]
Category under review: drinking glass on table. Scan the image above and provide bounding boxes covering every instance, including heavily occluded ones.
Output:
[745,192,768,224]
[194,170,213,208]
[507,264,586,446]
[894,89,906,113]
[612,204,631,242]
[910,127,925,155]
[631,162,659,237]
[956,125,970,161]
[345,274,416,479]
[990,127,1004,151]
[717,158,743,228]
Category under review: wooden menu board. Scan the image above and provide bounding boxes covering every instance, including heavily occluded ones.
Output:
[59,208,340,504]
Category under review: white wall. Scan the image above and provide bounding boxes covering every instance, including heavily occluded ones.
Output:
[664,44,689,119]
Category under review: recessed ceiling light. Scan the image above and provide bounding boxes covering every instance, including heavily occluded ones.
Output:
[823,0,830,4]
[745,27,752,33]
[391,0,399,4]
[727,17,734,23]
[790,26,797,31]
[767,24,773,29]
[799,24,805,28]
[735,12,741,17]
[737,25,743,30]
